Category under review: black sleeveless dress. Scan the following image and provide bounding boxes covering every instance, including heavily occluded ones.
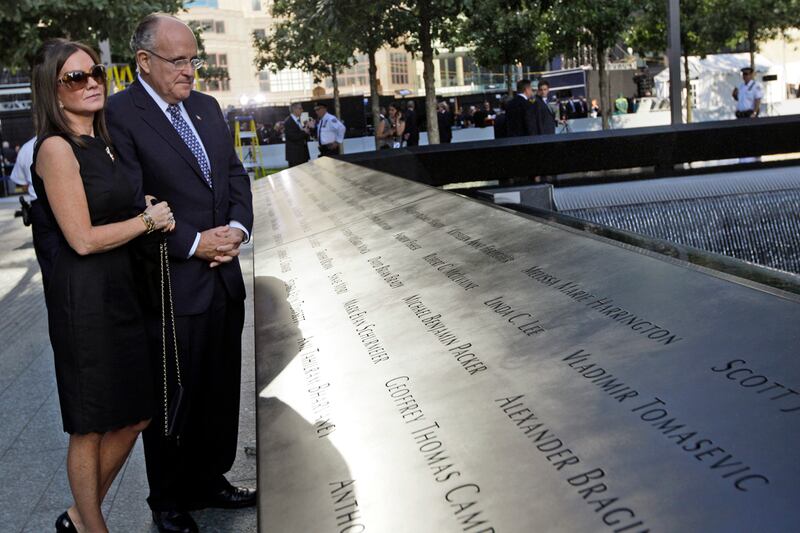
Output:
[32,133,154,435]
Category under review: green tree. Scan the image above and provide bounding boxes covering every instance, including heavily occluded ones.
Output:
[399,0,463,144]
[548,0,634,129]
[318,0,406,148]
[709,0,797,70]
[459,0,550,96]
[0,0,184,68]
[628,0,730,122]
[252,0,354,123]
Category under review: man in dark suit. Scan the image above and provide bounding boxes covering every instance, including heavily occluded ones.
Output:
[106,14,255,533]
[403,100,419,146]
[437,101,453,144]
[283,102,310,167]
[505,79,536,137]
[493,96,509,139]
[532,79,557,135]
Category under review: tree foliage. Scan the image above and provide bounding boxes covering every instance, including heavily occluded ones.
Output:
[548,0,634,129]
[0,0,184,68]
[253,0,354,118]
[628,0,730,121]
[398,0,462,143]
[316,0,406,147]
[708,0,798,70]
[459,0,550,95]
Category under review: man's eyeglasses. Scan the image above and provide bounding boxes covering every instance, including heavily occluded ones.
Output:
[57,64,106,91]
[145,49,205,71]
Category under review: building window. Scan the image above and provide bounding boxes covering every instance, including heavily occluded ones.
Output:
[188,19,225,33]
[259,71,270,92]
[260,69,313,92]
[439,57,458,87]
[185,0,218,7]
[199,53,230,92]
[253,29,266,40]
[252,0,261,10]
[331,55,369,88]
[189,19,212,32]
[390,52,409,85]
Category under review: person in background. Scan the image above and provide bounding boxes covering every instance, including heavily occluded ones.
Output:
[493,96,509,139]
[472,101,489,128]
[505,79,536,137]
[314,102,346,156]
[733,67,763,119]
[1,140,16,175]
[283,102,311,166]
[590,99,601,118]
[614,93,629,115]
[31,38,174,533]
[106,13,255,533]
[437,102,453,144]
[376,106,394,149]
[10,135,61,288]
[388,102,406,148]
[532,79,557,135]
[267,121,284,144]
[403,100,419,147]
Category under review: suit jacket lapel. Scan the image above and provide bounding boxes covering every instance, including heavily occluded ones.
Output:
[130,81,208,188]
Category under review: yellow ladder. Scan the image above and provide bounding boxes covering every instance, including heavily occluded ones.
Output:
[106,64,134,95]
[233,116,266,179]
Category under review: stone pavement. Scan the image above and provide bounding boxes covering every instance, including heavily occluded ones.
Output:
[0,197,257,532]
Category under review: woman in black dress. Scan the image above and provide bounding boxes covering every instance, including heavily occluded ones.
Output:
[31,39,174,533]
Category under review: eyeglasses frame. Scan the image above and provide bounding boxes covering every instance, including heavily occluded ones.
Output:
[143,49,206,71]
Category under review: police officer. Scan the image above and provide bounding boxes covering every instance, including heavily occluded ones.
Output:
[314,102,346,157]
[732,67,763,118]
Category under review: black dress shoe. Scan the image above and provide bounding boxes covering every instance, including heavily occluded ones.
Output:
[201,485,257,509]
[55,511,77,532]
[152,510,199,533]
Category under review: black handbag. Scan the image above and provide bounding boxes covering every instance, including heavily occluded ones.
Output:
[159,236,188,441]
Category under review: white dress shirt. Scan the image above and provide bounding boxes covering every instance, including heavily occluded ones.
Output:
[139,76,249,257]
[316,112,346,145]
[736,80,764,113]
[10,137,36,200]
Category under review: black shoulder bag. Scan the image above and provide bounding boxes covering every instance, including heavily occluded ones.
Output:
[159,236,188,441]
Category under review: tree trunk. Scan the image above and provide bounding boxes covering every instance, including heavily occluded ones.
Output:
[368,49,381,149]
[598,48,609,130]
[506,64,514,96]
[683,52,692,123]
[748,21,756,71]
[332,67,343,154]
[420,4,439,145]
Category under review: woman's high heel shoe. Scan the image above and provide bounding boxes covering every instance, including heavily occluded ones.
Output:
[55,510,77,532]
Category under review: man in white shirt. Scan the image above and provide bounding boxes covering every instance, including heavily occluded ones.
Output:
[10,136,36,201]
[10,136,59,288]
[313,102,346,157]
[732,67,763,118]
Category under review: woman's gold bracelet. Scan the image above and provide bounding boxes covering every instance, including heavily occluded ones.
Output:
[139,212,156,234]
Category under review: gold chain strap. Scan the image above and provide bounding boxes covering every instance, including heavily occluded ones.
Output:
[160,238,182,436]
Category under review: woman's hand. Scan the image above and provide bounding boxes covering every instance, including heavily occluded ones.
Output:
[144,201,175,232]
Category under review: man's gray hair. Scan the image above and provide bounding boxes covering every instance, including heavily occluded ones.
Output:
[291,102,303,111]
[130,13,184,53]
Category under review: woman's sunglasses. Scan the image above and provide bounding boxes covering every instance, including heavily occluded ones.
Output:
[57,64,107,90]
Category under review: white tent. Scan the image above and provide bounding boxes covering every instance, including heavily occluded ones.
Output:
[654,53,783,114]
